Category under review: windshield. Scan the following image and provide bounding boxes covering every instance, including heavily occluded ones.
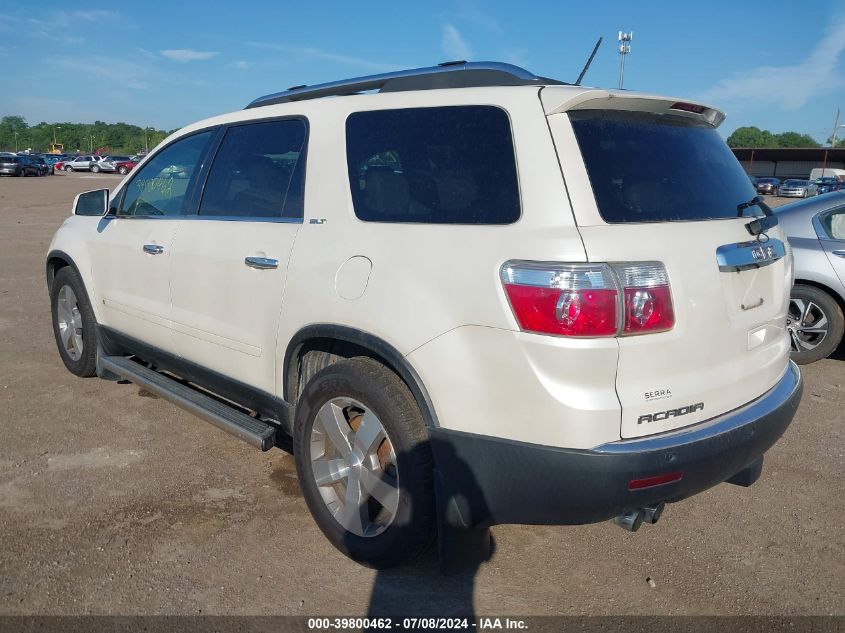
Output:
[569,110,758,223]
[784,180,807,186]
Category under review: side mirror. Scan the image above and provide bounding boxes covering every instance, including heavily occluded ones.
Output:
[72,189,109,216]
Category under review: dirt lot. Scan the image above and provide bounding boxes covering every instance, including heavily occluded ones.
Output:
[0,172,843,617]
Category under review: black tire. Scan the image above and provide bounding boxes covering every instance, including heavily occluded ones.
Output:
[50,266,98,377]
[788,284,844,365]
[118,166,128,175]
[91,164,100,173]
[293,357,434,569]
[18,169,25,177]
[64,165,72,172]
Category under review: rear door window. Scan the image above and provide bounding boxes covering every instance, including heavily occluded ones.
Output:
[569,110,758,223]
[199,119,307,219]
[345,106,520,224]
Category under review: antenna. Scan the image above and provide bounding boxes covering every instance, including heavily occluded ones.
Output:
[574,37,603,86]
[618,30,633,89]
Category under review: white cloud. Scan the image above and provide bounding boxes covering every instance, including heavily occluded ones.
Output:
[441,23,472,61]
[699,15,845,111]
[248,42,398,72]
[159,49,219,62]
[235,60,249,70]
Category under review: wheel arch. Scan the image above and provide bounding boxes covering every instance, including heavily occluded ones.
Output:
[793,277,845,317]
[46,249,81,291]
[283,324,440,429]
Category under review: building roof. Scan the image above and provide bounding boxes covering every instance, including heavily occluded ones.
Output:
[730,147,845,161]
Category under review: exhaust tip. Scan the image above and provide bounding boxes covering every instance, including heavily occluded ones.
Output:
[612,509,644,532]
[642,502,665,525]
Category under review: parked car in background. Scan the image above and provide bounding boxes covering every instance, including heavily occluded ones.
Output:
[776,192,845,363]
[30,156,51,176]
[813,177,842,195]
[113,157,139,175]
[62,155,100,172]
[0,155,39,177]
[42,155,66,173]
[749,175,757,188]
[92,155,134,173]
[779,179,818,198]
[756,177,780,195]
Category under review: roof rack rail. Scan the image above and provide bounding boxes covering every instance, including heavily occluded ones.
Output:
[245,61,566,109]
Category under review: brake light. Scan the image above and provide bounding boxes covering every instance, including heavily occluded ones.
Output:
[500,261,674,338]
[669,102,706,114]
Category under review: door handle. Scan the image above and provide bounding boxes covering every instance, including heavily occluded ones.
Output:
[142,244,164,255]
[833,250,845,258]
[244,256,279,269]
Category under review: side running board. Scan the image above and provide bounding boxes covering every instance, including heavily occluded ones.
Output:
[98,354,277,451]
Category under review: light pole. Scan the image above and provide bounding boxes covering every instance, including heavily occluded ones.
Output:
[89,135,95,153]
[618,31,633,90]
[53,126,61,145]
[14,131,18,153]
[144,127,154,154]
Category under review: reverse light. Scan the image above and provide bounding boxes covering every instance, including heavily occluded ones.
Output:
[500,261,675,338]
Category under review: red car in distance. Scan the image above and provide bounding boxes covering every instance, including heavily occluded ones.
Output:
[113,157,139,175]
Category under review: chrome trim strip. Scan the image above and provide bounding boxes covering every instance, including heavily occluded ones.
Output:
[715,238,786,272]
[594,362,801,454]
[110,215,303,224]
[246,61,542,109]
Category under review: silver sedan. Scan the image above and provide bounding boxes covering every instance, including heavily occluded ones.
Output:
[776,191,845,363]
[779,179,818,198]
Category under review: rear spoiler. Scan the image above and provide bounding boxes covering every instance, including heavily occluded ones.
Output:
[541,88,726,128]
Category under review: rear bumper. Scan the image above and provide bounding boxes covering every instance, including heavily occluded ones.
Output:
[430,361,802,527]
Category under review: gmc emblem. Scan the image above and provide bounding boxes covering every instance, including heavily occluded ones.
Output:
[750,245,776,261]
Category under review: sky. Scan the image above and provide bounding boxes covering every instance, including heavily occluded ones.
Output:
[1,1,843,141]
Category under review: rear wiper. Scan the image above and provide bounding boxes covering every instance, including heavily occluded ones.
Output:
[737,196,778,237]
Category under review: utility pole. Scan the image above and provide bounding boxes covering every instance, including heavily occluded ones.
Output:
[14,131,18,153]
[618,31,633,90]
[830,109,842,147]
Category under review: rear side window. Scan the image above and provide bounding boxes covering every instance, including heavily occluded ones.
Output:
[346,106,520,224]
[570,110,757,223]
[199,119,307,219]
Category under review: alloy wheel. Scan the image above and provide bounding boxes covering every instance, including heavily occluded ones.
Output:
[56,285,84,361]
[309,397,399,538]
[787,298,828,353]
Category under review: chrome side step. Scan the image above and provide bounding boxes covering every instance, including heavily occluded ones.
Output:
[98,354,276,451]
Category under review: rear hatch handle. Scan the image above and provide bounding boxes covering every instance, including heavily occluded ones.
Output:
[738,196,778,237]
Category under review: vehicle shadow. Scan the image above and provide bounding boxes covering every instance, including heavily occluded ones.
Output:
[355,437,495,621]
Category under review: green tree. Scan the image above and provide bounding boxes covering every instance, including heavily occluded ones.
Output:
[775,131,819,148]
[726,126,774,147]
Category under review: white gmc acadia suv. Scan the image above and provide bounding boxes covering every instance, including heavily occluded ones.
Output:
[46,62,803,571]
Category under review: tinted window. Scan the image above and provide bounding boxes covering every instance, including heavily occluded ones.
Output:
[199,119,307,219]
[570,110,758,223]
[119,131,213,217]
[346,106,520,224]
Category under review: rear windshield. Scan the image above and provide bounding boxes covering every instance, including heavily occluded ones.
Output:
[2,157,21,164]
[570,110,758,223]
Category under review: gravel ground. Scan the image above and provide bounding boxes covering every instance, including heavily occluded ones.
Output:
[0,172,843,616]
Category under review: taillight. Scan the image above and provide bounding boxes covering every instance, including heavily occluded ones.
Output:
[500,261,674,338]
[615,263,674,334]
